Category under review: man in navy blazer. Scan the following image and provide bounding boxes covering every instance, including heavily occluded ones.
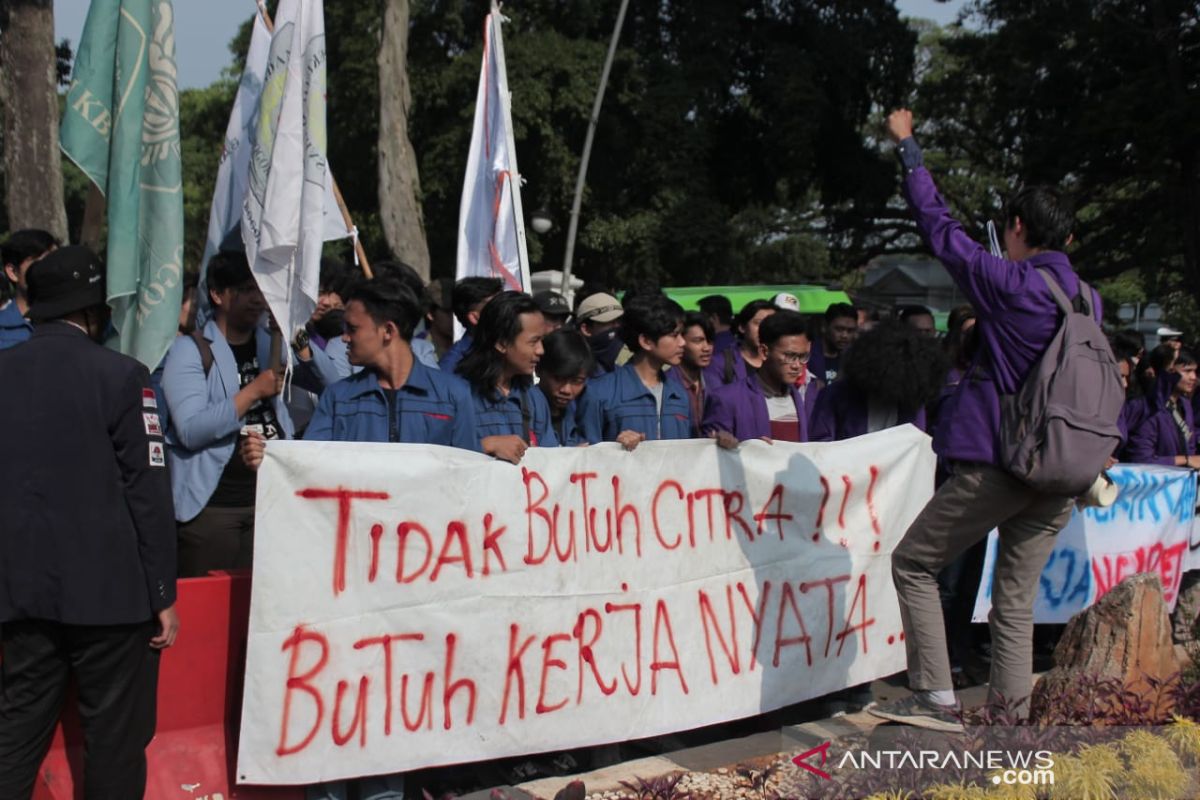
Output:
[0,247,178,798]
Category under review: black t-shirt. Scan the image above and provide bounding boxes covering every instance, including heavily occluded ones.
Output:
[208,339,283,508]
[822,353,840,384]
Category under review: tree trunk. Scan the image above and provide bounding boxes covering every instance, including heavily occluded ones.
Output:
[377,0,430,280]
[0,0,69,241]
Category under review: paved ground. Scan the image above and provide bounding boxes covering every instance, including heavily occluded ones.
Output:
[459,676,996,800]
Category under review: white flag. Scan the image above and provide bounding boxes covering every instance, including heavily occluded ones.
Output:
[455,3,531,295]
[198,9,347,328]
[240,0,329,355]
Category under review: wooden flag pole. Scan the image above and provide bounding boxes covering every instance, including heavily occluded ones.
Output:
[255,0,372,279]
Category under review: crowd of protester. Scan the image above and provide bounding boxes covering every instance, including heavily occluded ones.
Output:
[2,229,1194,594]
[0,107,1194,795]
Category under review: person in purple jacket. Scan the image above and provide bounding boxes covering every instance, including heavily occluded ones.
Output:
[870,109,1099,732]
[703,310,818,445]
[1127,350,1200,467]
[1117,344,1176,459]
[704,299,775,388]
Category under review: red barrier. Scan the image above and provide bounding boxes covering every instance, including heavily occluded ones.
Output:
[34,571,302,800]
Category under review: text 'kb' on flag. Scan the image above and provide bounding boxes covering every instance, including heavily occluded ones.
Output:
[60,0,184,370]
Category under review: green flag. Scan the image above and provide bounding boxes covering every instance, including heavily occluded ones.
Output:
[60,0,184,370]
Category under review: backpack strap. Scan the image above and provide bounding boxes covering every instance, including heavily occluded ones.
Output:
[1036,268,1075,316]
[1037,268,1101,323]
[189,329,215,377]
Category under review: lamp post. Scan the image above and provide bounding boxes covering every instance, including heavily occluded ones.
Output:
[559,0,631,296]
[530,208,554,235]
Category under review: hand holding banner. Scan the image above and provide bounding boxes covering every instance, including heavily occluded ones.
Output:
[237,428,934,784]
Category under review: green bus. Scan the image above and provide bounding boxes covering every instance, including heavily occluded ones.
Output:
[661,284,852,315]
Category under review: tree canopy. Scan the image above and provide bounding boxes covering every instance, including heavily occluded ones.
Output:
[19,0,1197,335]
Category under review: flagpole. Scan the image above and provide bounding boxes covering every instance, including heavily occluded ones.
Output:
[255,0,373,279]
[559,0,629,298]
[489,2,532,293]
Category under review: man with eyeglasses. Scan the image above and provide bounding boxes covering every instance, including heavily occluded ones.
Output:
[702,310,818,445]
[161,250,290,577]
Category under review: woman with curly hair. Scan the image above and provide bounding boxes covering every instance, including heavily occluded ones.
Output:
[809,321,949,442]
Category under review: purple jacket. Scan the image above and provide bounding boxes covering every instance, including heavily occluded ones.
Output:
[701,374,818,442]
[713,329,736,354]
[703,343,750,388]
[808,379,926,442]
[1118,396,1149,451]
[900,142,1100,466]
[1127,372,1196,465]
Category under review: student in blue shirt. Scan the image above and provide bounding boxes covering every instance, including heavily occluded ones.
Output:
[0,229,58,350]
[536,328,594,446]
[456,291,558,462]
[369,260,440,368]
[577,293,692,449]
[245,277,477,459]
[243,276,474,800]
[438,276,502,372]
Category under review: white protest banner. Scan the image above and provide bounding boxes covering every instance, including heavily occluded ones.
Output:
[973,464,1197,623]
[455,3,532,304]
[236,427,934,784]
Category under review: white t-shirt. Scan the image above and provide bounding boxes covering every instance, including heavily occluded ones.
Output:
[766,395,797,423]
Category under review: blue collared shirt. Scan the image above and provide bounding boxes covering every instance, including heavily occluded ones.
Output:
[305,359,479,450]
[577,362,693,443]
[0,300,32,350]
[439,332,473,373]
[469,382,559,447]
[540,390,584,446]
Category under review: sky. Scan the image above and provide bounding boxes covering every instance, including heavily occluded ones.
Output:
[54,0,970,90]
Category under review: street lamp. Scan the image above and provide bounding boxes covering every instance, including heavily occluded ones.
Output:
[530,208,554,235]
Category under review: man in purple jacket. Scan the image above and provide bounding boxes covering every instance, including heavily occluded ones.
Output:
[702,310,818,445]
[870,109,1094,732]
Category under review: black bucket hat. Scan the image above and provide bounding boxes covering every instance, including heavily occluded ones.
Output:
[25,246,107,322]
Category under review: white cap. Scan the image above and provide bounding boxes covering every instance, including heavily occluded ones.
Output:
[1157,326,1184,339]
[772,292,800,312]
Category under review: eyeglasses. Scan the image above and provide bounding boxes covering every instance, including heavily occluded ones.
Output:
[777,351,810,364]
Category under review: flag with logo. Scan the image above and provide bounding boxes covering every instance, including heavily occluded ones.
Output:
[456,2,531,295]
[240,0,329,363]
[60,0,184,370]
[197,8,348,327]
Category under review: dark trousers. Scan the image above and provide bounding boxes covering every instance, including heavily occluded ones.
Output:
[177,504,255,578]
[0,619,159,800]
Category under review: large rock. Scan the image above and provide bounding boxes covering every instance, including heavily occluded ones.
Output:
[1031,572,1178,722]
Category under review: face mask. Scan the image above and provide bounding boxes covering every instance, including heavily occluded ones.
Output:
[588,328,617,351]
